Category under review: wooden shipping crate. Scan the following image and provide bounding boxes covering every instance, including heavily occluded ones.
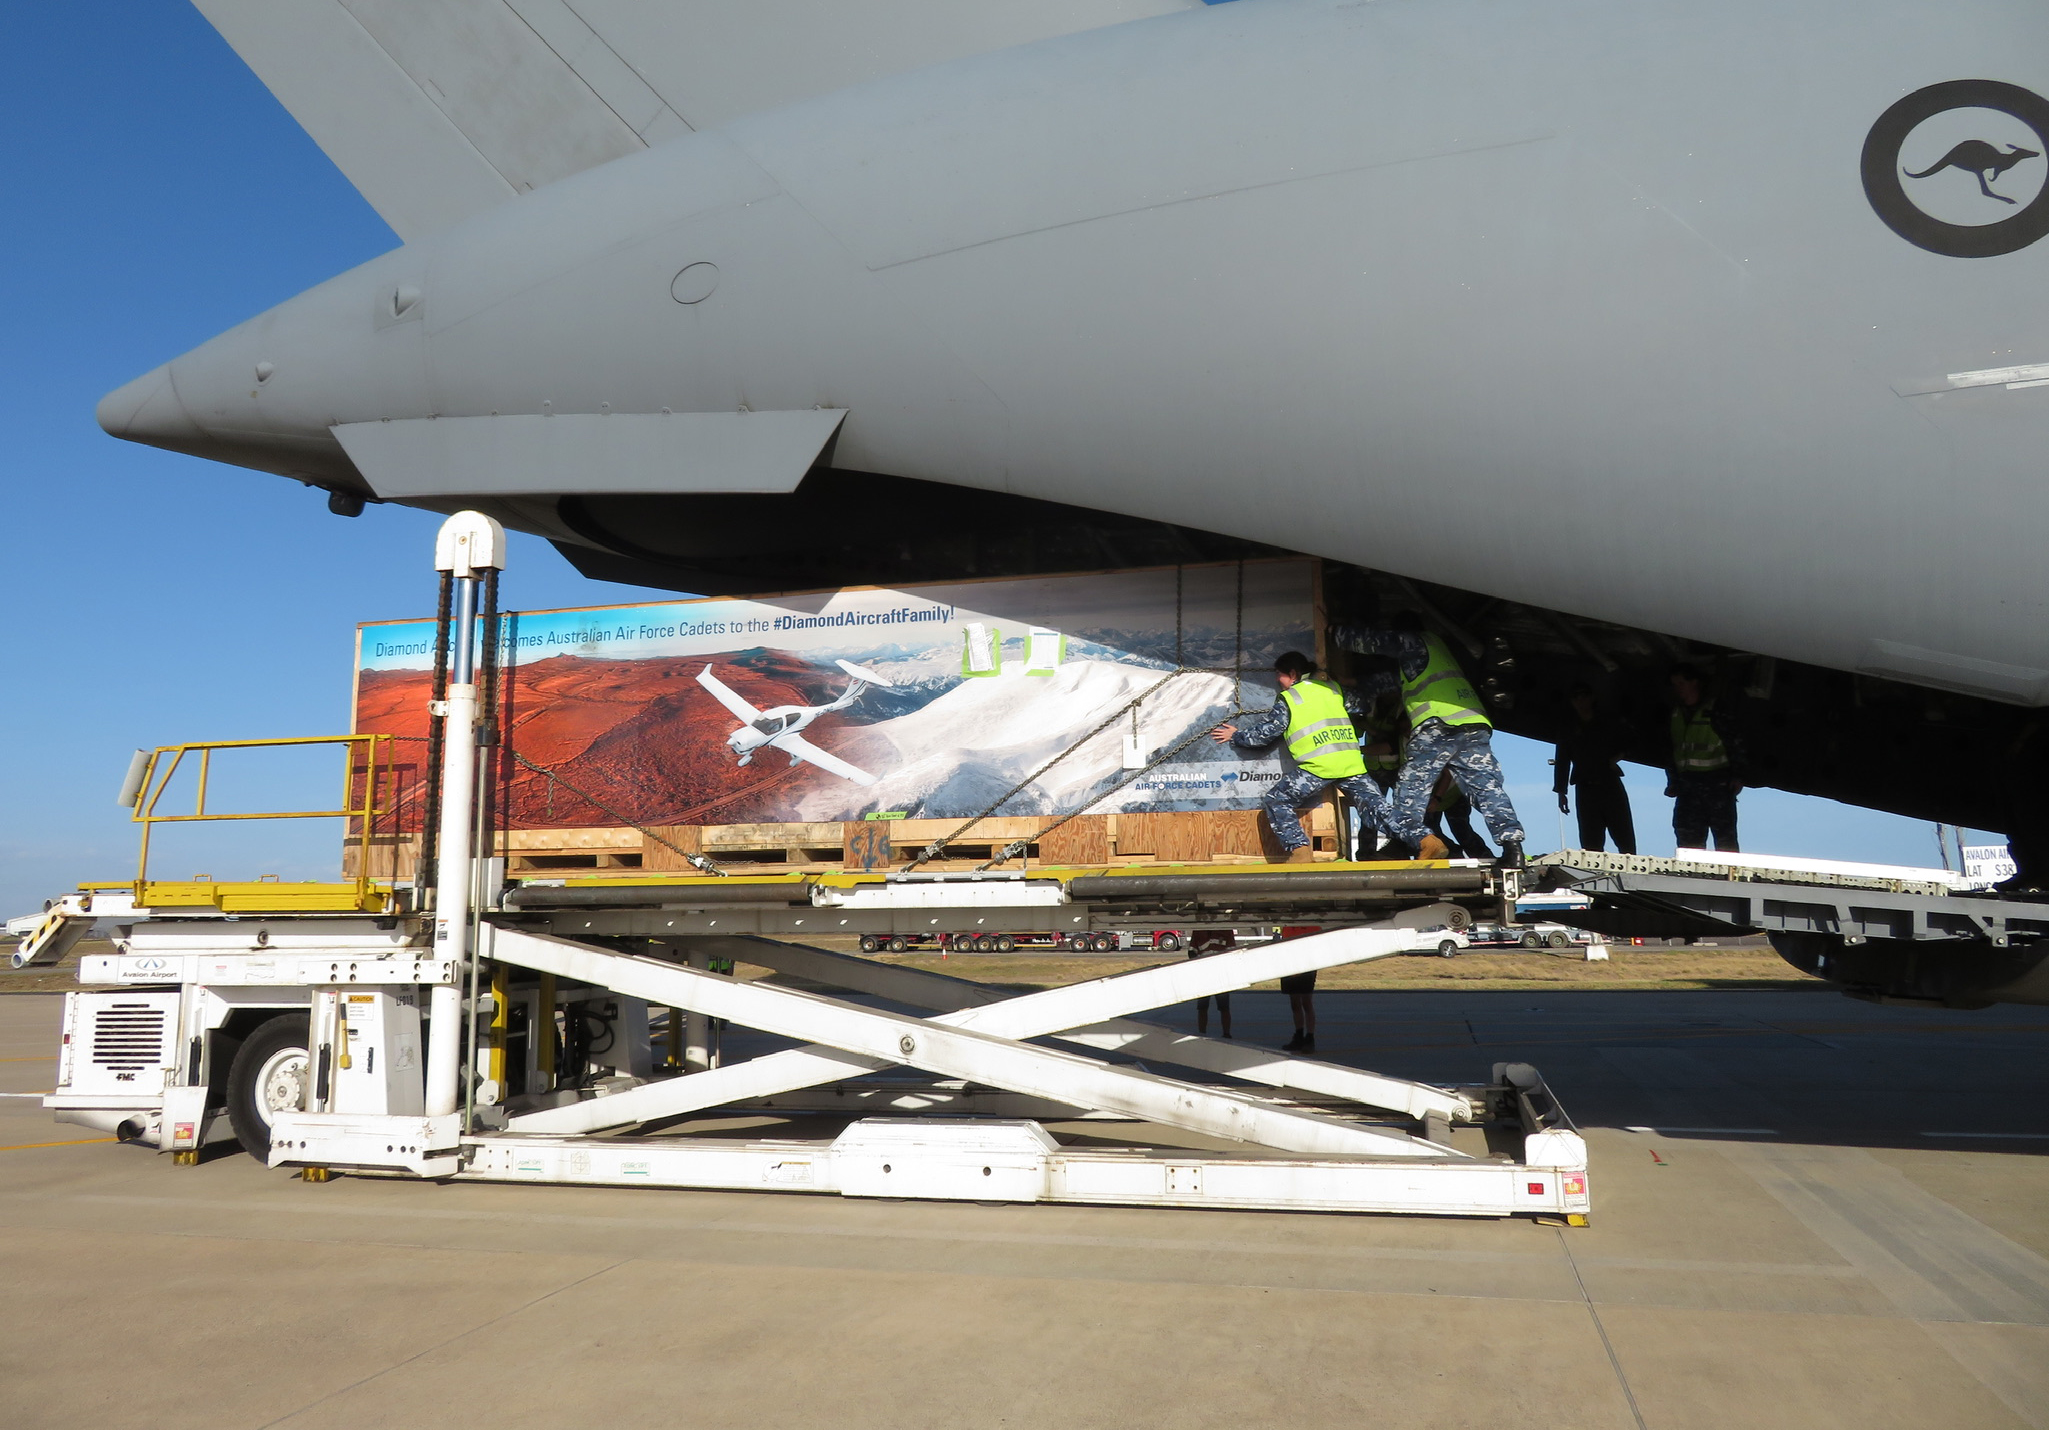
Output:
[347,804,1352,881]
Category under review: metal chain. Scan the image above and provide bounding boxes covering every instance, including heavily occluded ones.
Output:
[976,699,1260,870]
[904,666,1198,871]
[912,560,1255,872]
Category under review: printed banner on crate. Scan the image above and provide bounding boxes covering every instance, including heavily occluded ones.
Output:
[355,561,1314,830]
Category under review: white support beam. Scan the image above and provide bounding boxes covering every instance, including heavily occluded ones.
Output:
[490,928,1452,1158]
[685,935,1470,1122]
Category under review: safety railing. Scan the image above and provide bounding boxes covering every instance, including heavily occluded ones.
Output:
[126,735,401,911]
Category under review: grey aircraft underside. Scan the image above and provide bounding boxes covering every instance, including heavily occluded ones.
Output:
[97,0,2049,997]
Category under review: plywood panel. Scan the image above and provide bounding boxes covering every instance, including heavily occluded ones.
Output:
[883,818,1048,847]
[843,822,892,871]
[701,822,846,850]
[507,827,641,851]
[641,824,704,871]
[1207,810,1265,857]
[1039,815,1108,865]
[1116,812,1217,863]
[344,834,421,881]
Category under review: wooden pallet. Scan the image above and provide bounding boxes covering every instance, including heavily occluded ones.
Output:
[345,805,1345,880]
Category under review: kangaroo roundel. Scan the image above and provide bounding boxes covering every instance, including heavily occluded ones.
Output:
[1864,80,2049,257]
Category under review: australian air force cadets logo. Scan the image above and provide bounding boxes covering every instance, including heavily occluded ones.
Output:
[1863,80,2049,257]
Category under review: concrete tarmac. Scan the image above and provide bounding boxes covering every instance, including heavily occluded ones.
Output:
[4,985,2048,1429]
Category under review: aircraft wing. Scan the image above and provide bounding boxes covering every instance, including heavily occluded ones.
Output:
[772,733,877,787]
[192,0,1204,241]
[694,665,763,722]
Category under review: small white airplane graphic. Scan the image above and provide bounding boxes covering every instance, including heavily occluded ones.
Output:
[695,659,896,787]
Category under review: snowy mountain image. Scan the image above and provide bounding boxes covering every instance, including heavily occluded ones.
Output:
[356,558,1315,829]
[793,659,1282,822]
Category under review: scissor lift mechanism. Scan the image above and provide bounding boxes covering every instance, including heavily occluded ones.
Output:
[26,513,1588,1221]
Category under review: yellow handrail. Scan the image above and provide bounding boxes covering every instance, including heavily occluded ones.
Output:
[131,734,399,905]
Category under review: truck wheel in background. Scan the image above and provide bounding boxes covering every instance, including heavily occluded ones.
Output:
[1521,931,1543,948]
[993,934,1017,953]
[1092,933,1117,952]
[1546,932,1569,948]
[859,935,880,953]
[1156,932,1182,952]
[225,1014,311,1156]
[889,936,909,953]
[1438,940,1460,958]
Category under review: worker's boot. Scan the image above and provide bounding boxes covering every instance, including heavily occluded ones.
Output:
[1497,839,1526,871]
[1415,833,1453,861]
[1285,845,1315,864]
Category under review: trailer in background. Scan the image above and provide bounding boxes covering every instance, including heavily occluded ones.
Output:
[857,929,1189,954]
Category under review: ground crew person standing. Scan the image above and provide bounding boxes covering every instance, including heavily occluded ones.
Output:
[1554,684,1637,853]
[1211,651,1447,862]
[1666,664,1740,851]
[1330,614,1527,865]
[1354,693,1405,857]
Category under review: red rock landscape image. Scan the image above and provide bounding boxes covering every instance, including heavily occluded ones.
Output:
[354,650,894,831]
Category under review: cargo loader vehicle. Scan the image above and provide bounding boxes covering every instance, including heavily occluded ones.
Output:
[13,514,1592,1223]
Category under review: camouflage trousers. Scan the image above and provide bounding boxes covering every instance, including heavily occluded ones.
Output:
[1263,769,1395,853]
[1389,722,1525,848]
[1671,771,1739,851]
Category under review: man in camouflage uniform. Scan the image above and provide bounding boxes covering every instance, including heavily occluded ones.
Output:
[1329,614,1526,864]
[1212,651,1444,861]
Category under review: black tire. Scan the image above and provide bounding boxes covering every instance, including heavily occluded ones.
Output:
[1546,932,1569,949]
[1156,933,1182,953]
[859,935,879,953]
[889,936,909,953]
[1437,940,1460,958]
[1093,933,1117,952]
[226,1014,311,1156]
[993,934,1017,954]
[1520,931,1543,949]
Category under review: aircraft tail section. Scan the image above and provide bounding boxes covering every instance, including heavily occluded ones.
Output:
[193,0,1204,243]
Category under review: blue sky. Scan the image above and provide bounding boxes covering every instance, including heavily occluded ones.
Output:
[0,7,1988,916]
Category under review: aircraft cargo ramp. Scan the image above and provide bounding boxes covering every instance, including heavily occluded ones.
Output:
[1544,850,2049,1008]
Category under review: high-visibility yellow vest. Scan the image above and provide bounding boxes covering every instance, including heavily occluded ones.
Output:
[1360,715,1402,773]
[1281,678,1367,778]
[1671,701,1729,772]
[1402,635,1490,729]
[1362,743,1402,774]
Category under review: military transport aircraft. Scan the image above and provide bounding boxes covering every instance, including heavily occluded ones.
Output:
[95,1,2049,1000]
[696,659,895,787]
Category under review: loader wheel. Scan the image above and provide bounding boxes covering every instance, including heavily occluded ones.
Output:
[226,1014,311,1156]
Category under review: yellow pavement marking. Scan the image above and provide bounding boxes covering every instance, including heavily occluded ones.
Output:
[0,1137,116,1152]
